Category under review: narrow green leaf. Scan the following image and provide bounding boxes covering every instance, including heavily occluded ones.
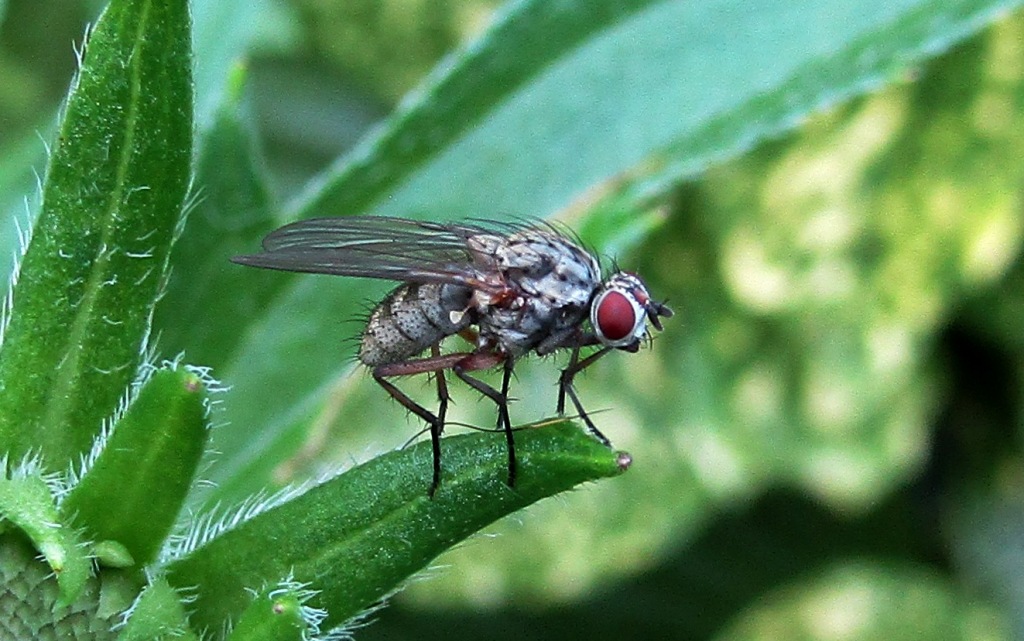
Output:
[0,473,90,606]
[0,0,193,467]
[62,368,208,565]
[1,0,286,293]
[192,0,299,129]
[117,578,198,641]
[167,422,628,631]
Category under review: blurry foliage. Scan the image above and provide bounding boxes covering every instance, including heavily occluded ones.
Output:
[0,0,87,136]
[293,0,499,102]
[3,0,1024,639]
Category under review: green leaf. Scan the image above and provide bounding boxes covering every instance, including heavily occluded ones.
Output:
[226,586,311,641]
[203,0,1024,508]
[117,578,199,641]
[153,72,286,369]
[93,540,136,569]
[0,472,90,606]
[61,367,208,566]
[0,0,193,468]
[288,0,1021,222]
[405,15,1024,605]
[97,568,147,620]
[0,129,49,290]
[192,0,299,129]
[167,422,628,632]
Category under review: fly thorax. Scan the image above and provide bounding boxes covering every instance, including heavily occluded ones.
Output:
[504,231,600,300]
[466,233,506,261]
[474,228,602,356]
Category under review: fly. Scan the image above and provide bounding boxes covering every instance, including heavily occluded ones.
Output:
[232,216,672,495]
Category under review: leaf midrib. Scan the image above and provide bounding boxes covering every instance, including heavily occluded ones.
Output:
[43,3,152,435]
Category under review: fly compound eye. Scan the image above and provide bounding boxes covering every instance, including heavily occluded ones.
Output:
[592,287,645,347]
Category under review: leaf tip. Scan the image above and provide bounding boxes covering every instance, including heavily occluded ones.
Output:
[614,450,632,472]
[182,370,203,394]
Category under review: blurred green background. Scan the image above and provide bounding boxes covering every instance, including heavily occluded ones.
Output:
[4,0,1024,639]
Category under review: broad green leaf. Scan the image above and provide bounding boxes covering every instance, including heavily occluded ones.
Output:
[62,367,208,566]
[287,0,1021,222]
[0,0,193,467]
[203,0,1024,510]
[167,422,628,632]
[357,13,1024,608]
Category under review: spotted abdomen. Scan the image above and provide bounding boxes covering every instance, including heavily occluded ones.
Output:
[359,283,474,367]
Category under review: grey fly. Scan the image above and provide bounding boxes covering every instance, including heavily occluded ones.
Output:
[233,216,672,495]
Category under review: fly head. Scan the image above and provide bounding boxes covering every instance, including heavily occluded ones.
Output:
[590,272,673,349]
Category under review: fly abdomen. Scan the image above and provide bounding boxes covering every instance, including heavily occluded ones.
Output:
[359,282,473,367]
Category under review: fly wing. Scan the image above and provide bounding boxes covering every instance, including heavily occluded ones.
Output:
[232,216,508,293]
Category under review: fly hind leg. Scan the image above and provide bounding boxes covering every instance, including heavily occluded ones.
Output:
[372,372,446,497]
[373,349,517,492]
[373,350,471,496]
[452,352,517,487]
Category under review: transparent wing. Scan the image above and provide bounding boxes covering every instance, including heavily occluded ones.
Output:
[232,216,511,292]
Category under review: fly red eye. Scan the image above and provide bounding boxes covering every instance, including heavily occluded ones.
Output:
[594,290,637,343]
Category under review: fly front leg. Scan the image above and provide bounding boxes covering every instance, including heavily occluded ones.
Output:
[452,351,518,488]
[537,328,601,426]
[558,345,614,446]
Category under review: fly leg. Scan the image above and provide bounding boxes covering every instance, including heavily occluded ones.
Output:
[371,374,445,496]
[431,344,451,488]
[430,344,450,432]
[374,351,475,496]
[558,345,615,446]
[451,352,518,488]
